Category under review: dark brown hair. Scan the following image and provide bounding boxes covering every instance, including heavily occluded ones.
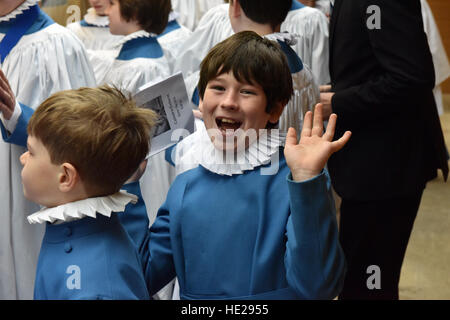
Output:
[118,0,171,34]
[230,0,291,30]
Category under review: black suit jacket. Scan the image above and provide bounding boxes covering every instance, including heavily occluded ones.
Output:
[328,0,448,201]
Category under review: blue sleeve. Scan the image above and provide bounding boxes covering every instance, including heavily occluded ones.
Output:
[118,182,150,253]
[284,170,346,299]
[165,144,176,167]
[0,102,34,147]
[140,201,176,296]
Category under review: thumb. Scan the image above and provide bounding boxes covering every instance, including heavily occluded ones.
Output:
[285,127,298,147]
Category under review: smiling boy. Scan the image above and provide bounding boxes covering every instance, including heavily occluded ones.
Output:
[126,31,350,299]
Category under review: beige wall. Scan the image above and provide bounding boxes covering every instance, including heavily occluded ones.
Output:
[428,0,450,93]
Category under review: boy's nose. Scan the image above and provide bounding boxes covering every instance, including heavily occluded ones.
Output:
[19,152,28,166]
[221,91,238,110]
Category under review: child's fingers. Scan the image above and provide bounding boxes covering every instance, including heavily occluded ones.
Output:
[300,111,313,138]
[312,103,324,137]
[331,131,352,153]
[285,127,298,146]
[323,113,337,141]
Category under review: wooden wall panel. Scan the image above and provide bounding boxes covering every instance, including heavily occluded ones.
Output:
[427,0,450,93]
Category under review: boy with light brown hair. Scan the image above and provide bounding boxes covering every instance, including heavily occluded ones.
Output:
[21,85,156,299]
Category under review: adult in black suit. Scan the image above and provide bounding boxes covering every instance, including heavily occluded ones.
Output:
[320,0,449,299]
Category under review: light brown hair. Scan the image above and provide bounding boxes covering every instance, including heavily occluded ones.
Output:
[28,85,157,195]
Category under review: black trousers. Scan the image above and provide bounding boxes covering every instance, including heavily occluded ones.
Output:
[338,190,424,300]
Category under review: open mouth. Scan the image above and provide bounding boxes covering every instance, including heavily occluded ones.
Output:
[215,117,242,133]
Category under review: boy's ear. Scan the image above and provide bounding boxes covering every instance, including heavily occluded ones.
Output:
[58,163,79,193]
[268,102,285,124]
[229,0,242,18]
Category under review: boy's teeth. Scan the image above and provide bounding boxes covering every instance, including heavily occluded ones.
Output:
[221,119,236,124]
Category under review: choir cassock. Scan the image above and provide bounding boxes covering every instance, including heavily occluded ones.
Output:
[0,0,96,299]
[171,0,225,31]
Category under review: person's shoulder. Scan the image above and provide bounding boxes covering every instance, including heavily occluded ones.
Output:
[283,6,328,33]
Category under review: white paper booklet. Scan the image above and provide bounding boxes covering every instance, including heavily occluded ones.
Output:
[133,72,195,157]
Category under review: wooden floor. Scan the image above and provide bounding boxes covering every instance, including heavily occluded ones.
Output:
[398,94,450,300]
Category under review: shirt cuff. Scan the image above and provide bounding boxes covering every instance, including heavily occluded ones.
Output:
[0,101,22,134]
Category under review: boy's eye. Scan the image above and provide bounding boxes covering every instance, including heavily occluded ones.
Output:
[210,85,225,91]
[241,89,256,95]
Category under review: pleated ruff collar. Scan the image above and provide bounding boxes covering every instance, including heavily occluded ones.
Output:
[115,29,158,48]
[0,0,38,22]
[264,32,298,46]
[27,190,138,225]
[83,7,109,27]
[176,124,285,176]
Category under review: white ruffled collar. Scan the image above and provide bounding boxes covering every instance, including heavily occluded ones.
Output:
[0,0,39,22]
[115,29,157,48]
[27,190,138,225]
[168,11,179,23]
[264,32,298,46]
[84,7,109,27]
[175,122,285,176]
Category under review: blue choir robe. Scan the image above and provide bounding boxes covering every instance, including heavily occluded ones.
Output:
[133,148,346,299]
[30,193,149,300]
[0,0,96,299]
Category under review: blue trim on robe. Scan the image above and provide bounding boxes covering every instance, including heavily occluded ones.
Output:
[165,144,176,167]
[116,36,164,61]
[0,103,33,147]
[79,19,108,28]
[191,87,200,107]
[277,40,303,74]
[290,0,305,11]
[0,6,54,35]
[158,19,181,38]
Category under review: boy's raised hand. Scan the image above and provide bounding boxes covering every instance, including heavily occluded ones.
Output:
[0,68,16,120]
[284,103,351,182]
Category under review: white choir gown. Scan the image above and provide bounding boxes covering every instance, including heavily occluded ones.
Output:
[158,11,192,73]
[171,0,225,31]
[173,1,329,86]
[0,0,96,299]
